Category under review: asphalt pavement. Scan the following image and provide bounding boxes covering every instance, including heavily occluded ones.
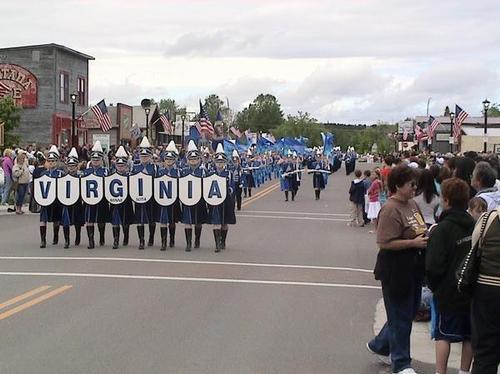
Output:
[0,165,439,374]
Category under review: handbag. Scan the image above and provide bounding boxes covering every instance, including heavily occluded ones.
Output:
[456,210,495,295]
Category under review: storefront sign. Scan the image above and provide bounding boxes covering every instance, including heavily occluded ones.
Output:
[0,64,38,107]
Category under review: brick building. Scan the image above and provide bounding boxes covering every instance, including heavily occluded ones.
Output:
[0,43,94,146]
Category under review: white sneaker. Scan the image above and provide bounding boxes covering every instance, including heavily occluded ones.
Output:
[394,368,418,374]
[365,343,391,365]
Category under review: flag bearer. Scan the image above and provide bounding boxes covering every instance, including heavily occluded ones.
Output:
[230,150,243,210]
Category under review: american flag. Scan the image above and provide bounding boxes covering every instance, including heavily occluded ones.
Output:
[230,126,242,138]
[0,81,11,98]
[403,127,409,141]
[414,124,428,141]
[159,112,173,134]
[198,100,214,135]
[91,99,113,132]
[454,105,469,141]
[427,116,440,138]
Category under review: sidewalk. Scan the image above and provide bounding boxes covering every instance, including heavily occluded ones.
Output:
[0,204,32,216]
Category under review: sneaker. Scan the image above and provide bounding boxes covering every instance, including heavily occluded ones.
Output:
[394,369,417,374]
[366,343,391,365]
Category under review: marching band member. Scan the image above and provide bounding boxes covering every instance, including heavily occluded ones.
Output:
[82,141,110,249]
[132,137,158,250]
[39,145,64,248]
[61,147,84,248]
[309,152,331,200]
[157,141,182,250]
[280,151,299,201]
[111,146,135,249]
[231,150,243,211]
[242,149,255,197]
[180,140,208,251]
[208,144,236,252]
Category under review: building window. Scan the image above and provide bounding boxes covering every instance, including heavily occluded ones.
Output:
[59,71,69,103]
[77,77,86,106]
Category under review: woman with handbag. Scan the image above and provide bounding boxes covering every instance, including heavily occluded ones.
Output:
[11,150,31,214]
[426,178,475,374]
[366,164,428,374]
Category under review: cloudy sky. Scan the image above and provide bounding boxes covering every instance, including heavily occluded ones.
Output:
[2,0,500,124]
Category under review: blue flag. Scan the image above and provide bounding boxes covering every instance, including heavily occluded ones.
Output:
[321,132,335,156]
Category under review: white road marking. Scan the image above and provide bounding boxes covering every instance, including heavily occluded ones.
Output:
[240,210,350,216]
[237,214,351,222]
[0,271,381,290]
[0,256,373,273]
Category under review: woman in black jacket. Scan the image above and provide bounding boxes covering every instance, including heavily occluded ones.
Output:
[426,177,475,374]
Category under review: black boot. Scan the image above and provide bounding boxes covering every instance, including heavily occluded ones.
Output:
[52,224,59,245]
[248,188,252,197]
[243,188,247,198]
[194,226,202,248]
[285,191,289,201]
[122,225,129,246]
[168,225,176,248]
[185,228,192,251]
[221,229,228,250]
[160,227,167,251]
[112,226,120,249]
[291,191,296,201]
[213,229,221,252]
[315,190,320,200]
[98,223,106,246]
[75,225,81,246]
[63,226,70,249]
[148,223,156,246]
[40,226,47,248]
[87,225,95,249]
[137,225,145,250]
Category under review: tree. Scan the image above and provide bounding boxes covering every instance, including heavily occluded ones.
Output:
[0,96,21,147]
[235,94,284,132]
[488,103,500,117]
[158,98,186,122]
[272,112,323,146]
[203,94,226,124]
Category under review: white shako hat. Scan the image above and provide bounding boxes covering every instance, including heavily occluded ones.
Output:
[163,140,179,160]
[214,143,227,161]
[247,148,253,156]
[115,145,129,165]
[65,147,79,165]
[232,149,240,159]
[91,140,104,159]
[186,140,201,160]
[139,137,153,156]
[47,145,60,161]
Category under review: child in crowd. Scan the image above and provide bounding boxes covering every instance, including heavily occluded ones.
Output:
[468,196,487,221]
[362,170,372,225]
[348,169,366,227]
[366,169,383,232]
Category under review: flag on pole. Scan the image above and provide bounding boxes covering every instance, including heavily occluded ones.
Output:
[91,99,113,132]
[414,124,427,141]
[198,100,214,135]
[230,126,242,138]
[159,112,173,134]
[454,105,469,141]
[427,116,440,138]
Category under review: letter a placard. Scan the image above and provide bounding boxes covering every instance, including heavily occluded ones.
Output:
[178,174,202,206]
[154,175,178,206]
[33,175,57,207]
[203,174,227,206]
[80,174,104,205]
[57,175,80,206]
[129,172,153,204]
[104,174,128,205]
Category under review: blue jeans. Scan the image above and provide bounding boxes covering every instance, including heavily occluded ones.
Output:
[1,176,13,204]
[16,183,28,207]
[368,272,423,372]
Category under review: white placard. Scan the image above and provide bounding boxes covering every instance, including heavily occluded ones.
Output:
[178,174,202,206]
[80,174,104,205]
[57,175,80,206]
[154,175,178,206]
[34,175,57,207]
[203,174,227,206]
[129,172,153,204]
[104,174,129,205]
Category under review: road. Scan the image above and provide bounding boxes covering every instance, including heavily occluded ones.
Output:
[0,166,436,373]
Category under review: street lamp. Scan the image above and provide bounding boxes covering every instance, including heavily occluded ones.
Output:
[70,92,78,147]
[449,111,455,153]
[181,114,186,151]
[140,98,151,139]
[483,98,490,153]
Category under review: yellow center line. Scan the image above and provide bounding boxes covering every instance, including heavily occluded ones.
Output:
[242,184,280,208]
[0,286,52,311]
[242,182,279,203]
[0,285,72,321]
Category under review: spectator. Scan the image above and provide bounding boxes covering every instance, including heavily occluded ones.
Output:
[363,170,372,224]
[11,150,30,214]
[367,164,427,374]
[472,161,500,211]
[348,169,365,227]
[426,178,475,374]
[413,169,440,227]
[468,197,487,221]
[366,169,383,231]
[1,148,14,205]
